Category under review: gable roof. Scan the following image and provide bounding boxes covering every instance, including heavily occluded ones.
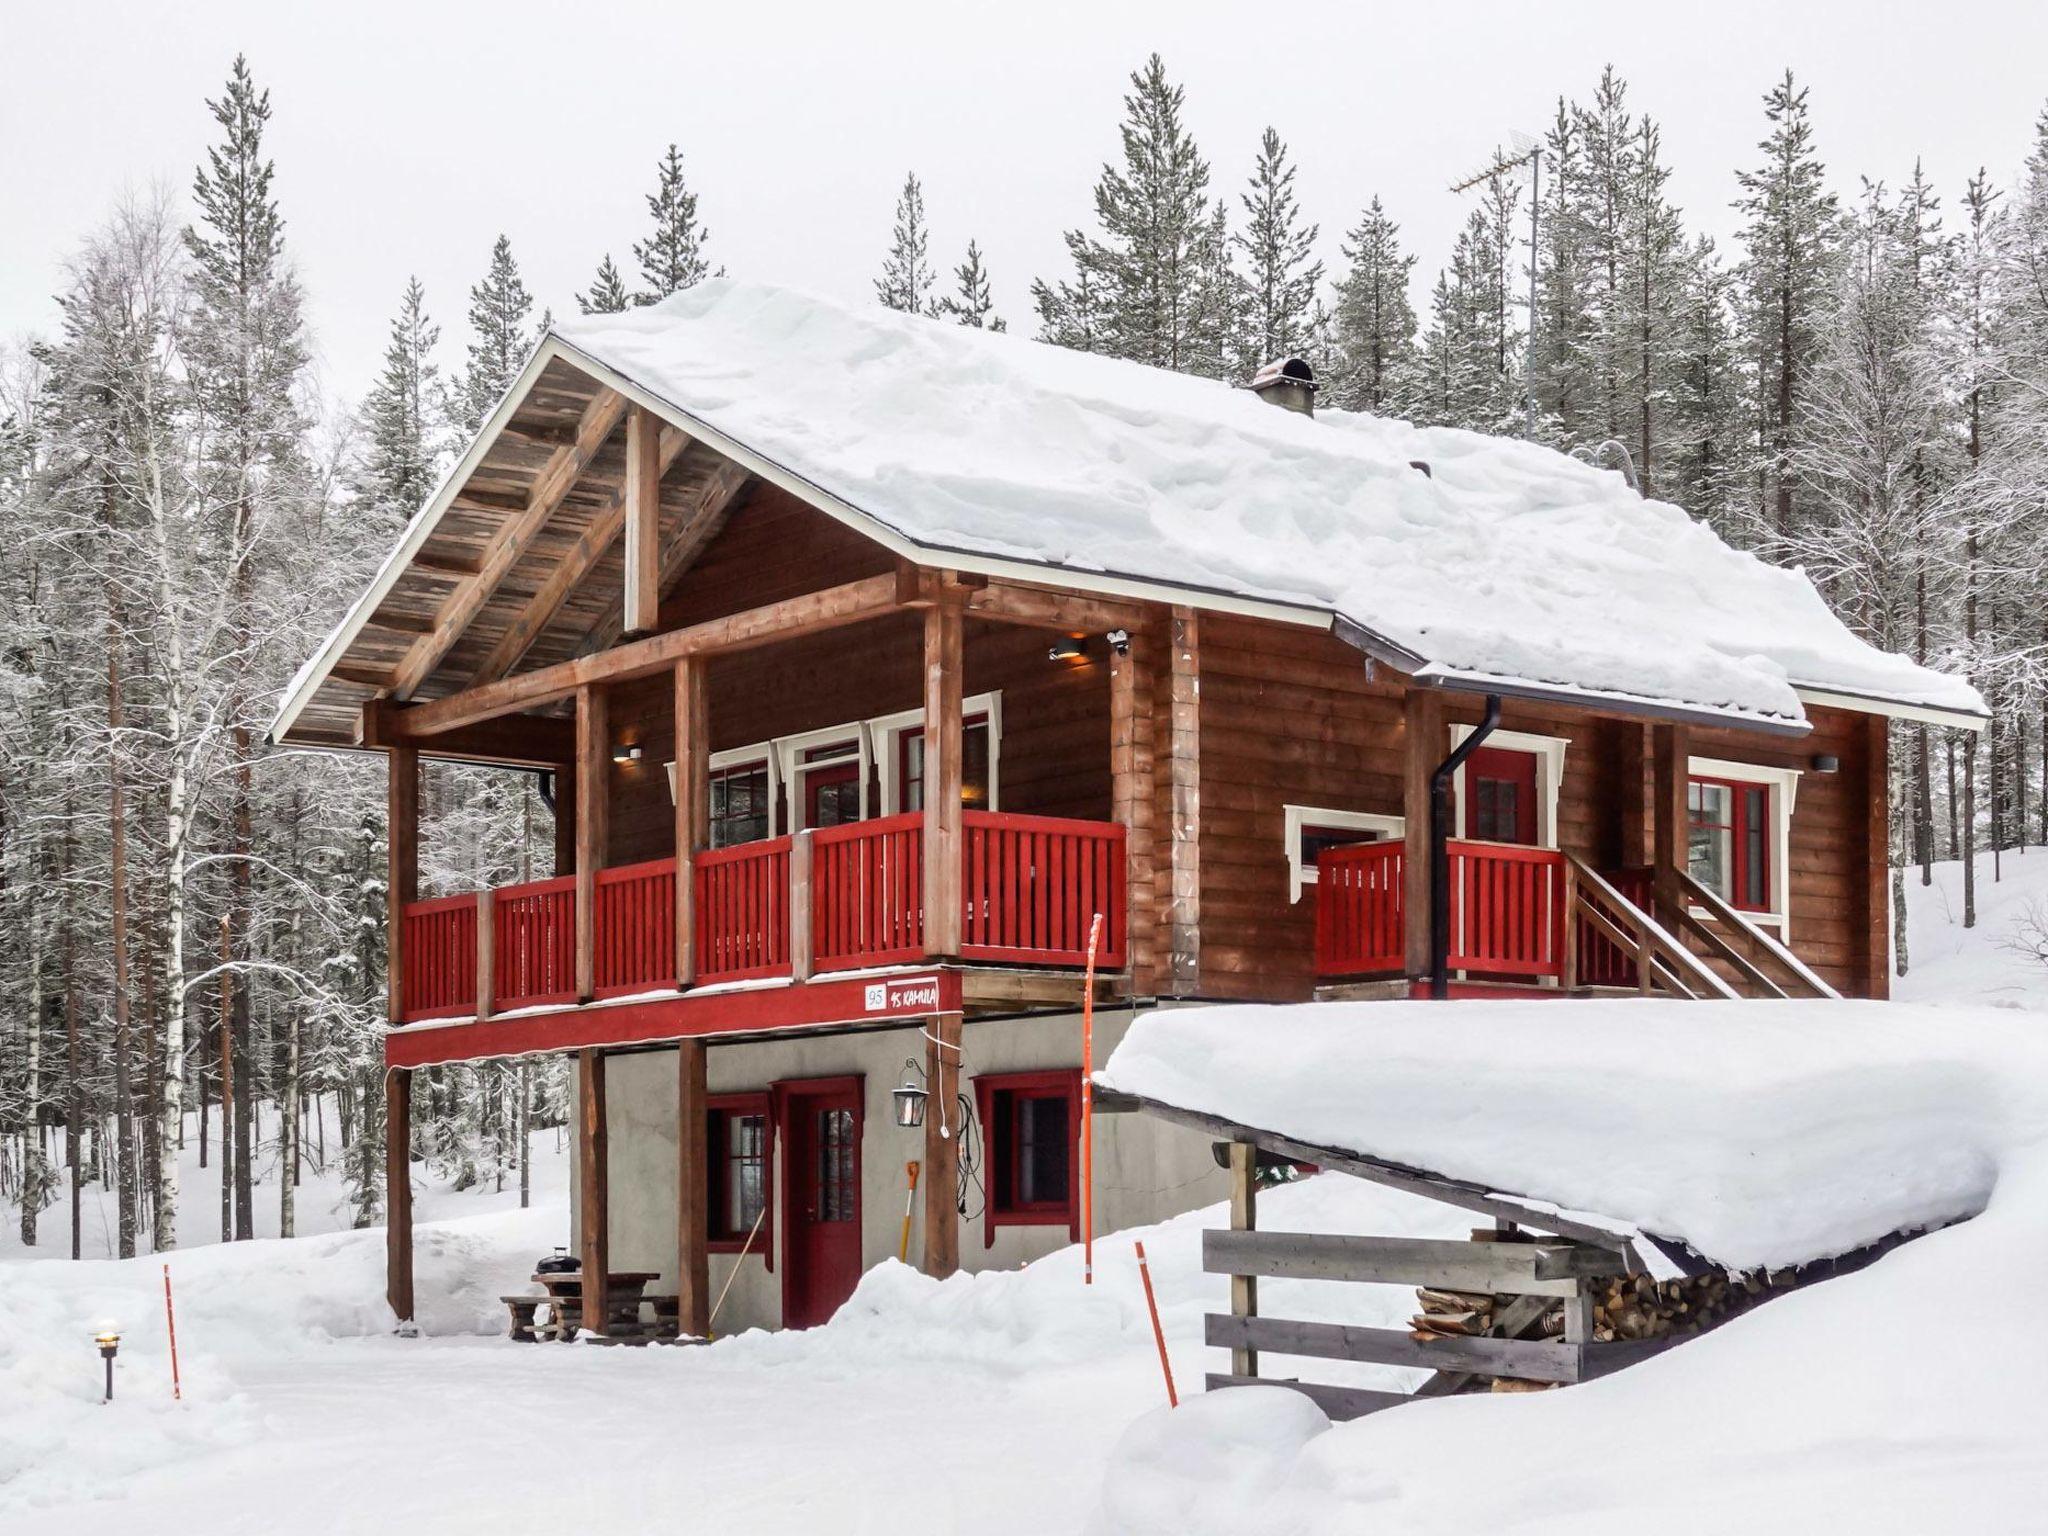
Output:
[273,280,1985,746]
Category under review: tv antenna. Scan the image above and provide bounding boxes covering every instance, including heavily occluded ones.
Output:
[1451,131,1541,440]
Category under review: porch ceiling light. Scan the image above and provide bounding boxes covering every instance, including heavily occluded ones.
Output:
[893,1057,930,1129]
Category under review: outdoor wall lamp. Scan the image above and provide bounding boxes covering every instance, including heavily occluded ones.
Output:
[1810,754,1840,774]
[892,1058,930,1128]
[1047,637,1086,663]
[612,743,644,765]
[94,1326,120,1403]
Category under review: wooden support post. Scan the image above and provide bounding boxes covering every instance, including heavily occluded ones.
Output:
[385,1067,413,1324]
[789,831,815,981]
[1228,1140,1258,1378]
[575,685,609,1002]
[386,744,419,1023]
[623,405,662,636]
[673,659,707,988]
[676,1040,709,1339]
[1401,690,1443,984]
[1859,713,1891,1000]
[1165,607,1200,996]
[1561,1280,1595,1347]
[1651,722,1691,915]
[475,888,495,1020]
[1110,625,1157,992]
[922,596,965,958]
[578,1048,609,1336]
[921,1010,963,1278]
[1558,858,1579,991]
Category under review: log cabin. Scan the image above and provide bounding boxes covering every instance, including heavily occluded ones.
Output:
[271,281,1986,1338]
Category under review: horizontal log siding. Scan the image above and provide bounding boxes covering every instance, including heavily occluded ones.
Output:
[597,491,1111,867]
[1199,615,1885,1001]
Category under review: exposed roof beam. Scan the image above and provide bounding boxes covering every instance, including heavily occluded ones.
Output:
[573,454,754,658]
[623,406,663,636]
[464,422,689,690]
[391,572,901,738]
[387,387,629,701]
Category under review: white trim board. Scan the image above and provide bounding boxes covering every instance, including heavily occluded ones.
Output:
[1283,806,1406,903]
[1449,726,1570,850]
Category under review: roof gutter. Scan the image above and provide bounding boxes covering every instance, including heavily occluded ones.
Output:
[1791,685,1988,734]
[1408,667,1814,739]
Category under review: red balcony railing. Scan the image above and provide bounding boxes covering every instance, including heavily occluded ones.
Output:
[1314,842,1404,977]
[594,858,679,999]
[812,812,926,971]
[961,810,1127,968]
[492,875,577,1012]
[696,836,793,983]
[1446,839,1568,979]
[400,893,478,1021]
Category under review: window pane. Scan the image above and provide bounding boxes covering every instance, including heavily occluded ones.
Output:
[962,723,991,808]
[818,1108,855,1222]
[1015,1095,1070,1207]
[902,734,925,813]
[1742,787,1769,908]
[1688,783,1733,898]
[710,766,770,848]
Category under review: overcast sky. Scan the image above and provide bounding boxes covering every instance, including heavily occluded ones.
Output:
[6,1,2047,406]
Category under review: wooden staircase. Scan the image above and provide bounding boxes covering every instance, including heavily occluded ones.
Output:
[1563,854,1839,1001]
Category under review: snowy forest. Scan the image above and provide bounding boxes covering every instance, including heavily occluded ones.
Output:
[5,50,2048,1260]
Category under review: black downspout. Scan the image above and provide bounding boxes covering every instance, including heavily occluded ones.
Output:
[1429,694,1503,1000]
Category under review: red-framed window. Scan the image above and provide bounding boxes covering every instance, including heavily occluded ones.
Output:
[707,1092,774,1262]
[800,742,863,829]
[897,714,993,813]
[709,760,773,848]
[1689,776,1771,912]
[972,1069,1081,1247]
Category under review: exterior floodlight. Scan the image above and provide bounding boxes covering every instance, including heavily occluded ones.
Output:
[94,1327,120,1403]
[893,1058,930,1128]
[1106,629,1131,656]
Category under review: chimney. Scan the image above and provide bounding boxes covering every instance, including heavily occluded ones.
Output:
[1249,357,1317,417]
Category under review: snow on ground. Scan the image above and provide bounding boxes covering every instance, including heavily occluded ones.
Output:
[1899,844,2048,1012]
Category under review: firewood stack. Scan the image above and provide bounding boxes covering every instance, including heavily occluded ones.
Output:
[1407,1229,1796,1392]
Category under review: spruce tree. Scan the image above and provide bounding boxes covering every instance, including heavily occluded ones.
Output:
[1234,127,1323,370]
[1329,196,1417,413]
[875,172,934,315]
[934,240,1006,330]
[1734,70,1840,553]
[578,254,631,316]
[1666,236,1745,533]
[355,278,443,528]
[455,235,535,434]
[633,143,717,303]
[1033,54,1237,378]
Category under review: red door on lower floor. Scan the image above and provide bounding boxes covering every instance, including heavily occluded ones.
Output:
[779,1076,864,1329]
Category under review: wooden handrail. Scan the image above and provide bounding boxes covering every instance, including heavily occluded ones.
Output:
[1562,853,1738,1001]
[1669,868,1841,1000]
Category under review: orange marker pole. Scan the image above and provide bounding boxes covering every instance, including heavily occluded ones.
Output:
[162,1264,182,1401]
[898,1160,921,1263]
[1081,911,1103,1285]
[1135,1241,1177,1408]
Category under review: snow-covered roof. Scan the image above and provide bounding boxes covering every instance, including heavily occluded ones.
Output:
[1097,998,2027,1273]
[541,280,1983,733]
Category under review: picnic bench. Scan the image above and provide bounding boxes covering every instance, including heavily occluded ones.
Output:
[504,1270,664,1342]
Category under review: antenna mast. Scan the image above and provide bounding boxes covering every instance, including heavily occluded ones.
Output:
[1451,132,1541,440]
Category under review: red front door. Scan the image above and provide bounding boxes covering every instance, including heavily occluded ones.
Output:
[1463,747,1539,845]
[780,1078,864,1329]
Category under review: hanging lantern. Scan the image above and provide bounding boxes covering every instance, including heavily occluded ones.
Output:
[893,1059,929,1128]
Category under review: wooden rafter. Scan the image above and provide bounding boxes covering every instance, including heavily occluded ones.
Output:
[623,406,663,635]
[388,387,628,701]
[572,455,754,658]
[463,423,688,689]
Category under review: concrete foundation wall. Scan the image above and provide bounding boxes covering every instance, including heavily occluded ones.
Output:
[572,1007,1223,1336]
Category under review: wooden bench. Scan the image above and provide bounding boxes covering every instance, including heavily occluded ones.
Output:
[501,1295,545,1343]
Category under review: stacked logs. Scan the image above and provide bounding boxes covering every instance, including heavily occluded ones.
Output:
[1407,1230,1797,1392]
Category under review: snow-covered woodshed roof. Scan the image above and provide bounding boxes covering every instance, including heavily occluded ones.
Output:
[272,280,1985,747]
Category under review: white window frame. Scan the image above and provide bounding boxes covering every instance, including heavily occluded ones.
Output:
[1448,726,1569,849]
[1687,756,1801,935]
[776,724,871,832]
[1283,805,1406,904]
[666,743,780,839]
[871,691,1003,815]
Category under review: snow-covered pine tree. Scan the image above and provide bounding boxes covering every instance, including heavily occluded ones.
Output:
[1034,55,1237,378]
[455,235,535,434]
[1533,98,1594,442]
[1665,236,1746,536]
[874,172,934,315]
[355,278,444,530]
[634,144,717,304]
[1233,127,1323,371]
[934,240,1006,330]
[1618,114,1686,496]
[578,254,631,316]
[1328,196,1417,413]
[1734,70,1841,555]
